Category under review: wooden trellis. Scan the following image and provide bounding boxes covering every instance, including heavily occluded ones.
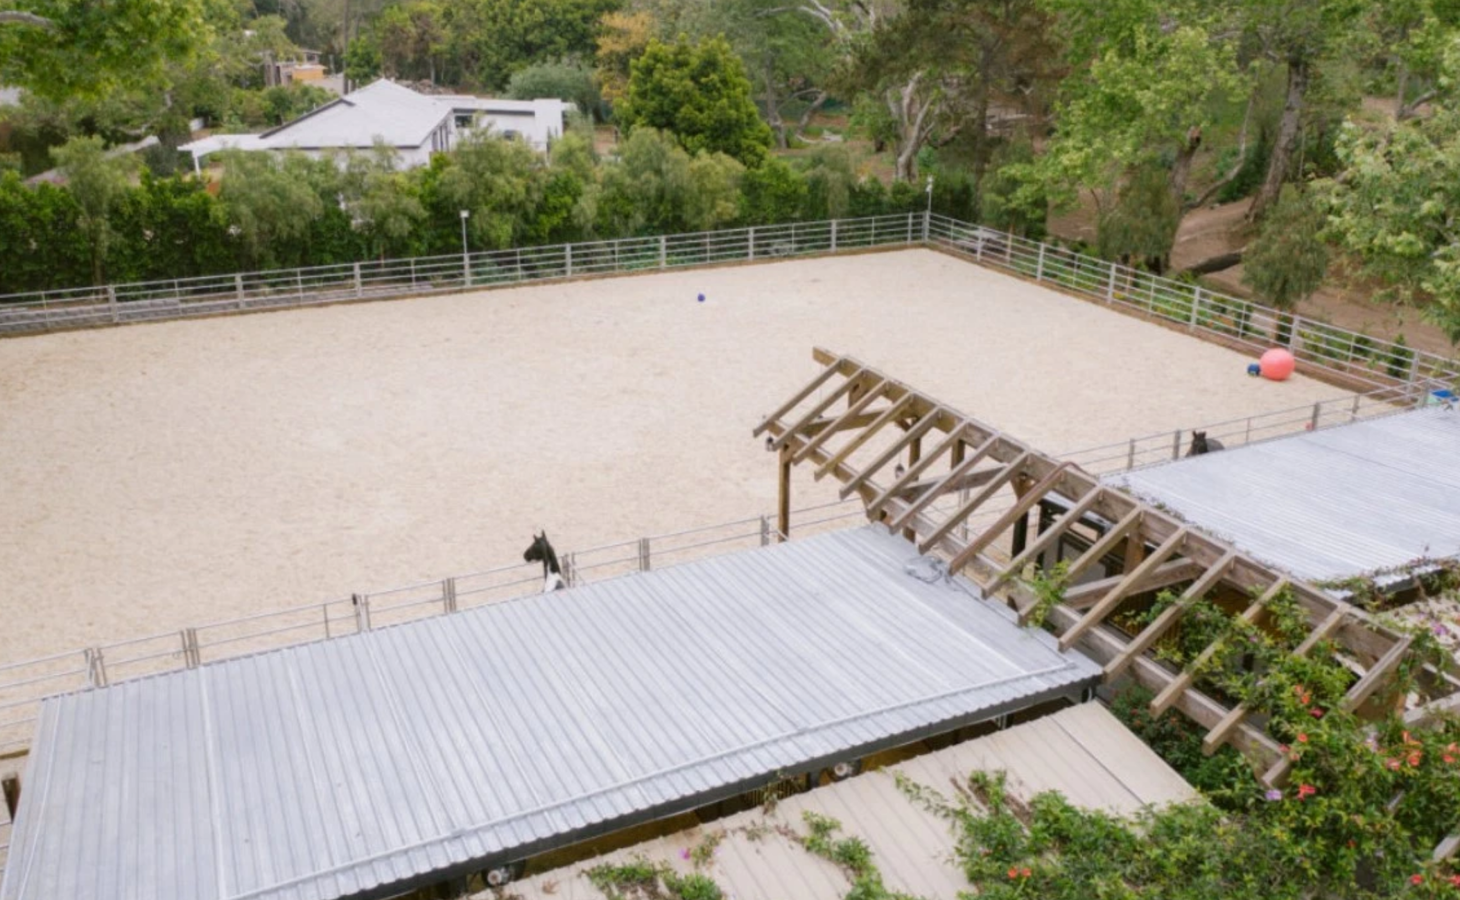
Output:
[757,349,1439,781]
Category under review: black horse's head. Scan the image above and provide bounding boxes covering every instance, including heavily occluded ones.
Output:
[1188,431,1212,455]
[523,531,561,573]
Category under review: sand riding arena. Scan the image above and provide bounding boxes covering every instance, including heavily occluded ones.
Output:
[0,246,1360,664]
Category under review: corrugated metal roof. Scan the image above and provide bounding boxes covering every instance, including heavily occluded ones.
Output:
[0,526,1099,900]
[1106,406,1460,584]
[499,702,1199,900]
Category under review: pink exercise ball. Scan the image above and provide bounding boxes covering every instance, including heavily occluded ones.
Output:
[1259,347,1297,381]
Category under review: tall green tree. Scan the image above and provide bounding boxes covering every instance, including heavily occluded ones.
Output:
[1242,187,1330,341]
[1230,0,1374,220]
[0,0,204,98]
[616,36,775,166]
[51,136,139,284]
[217,150,331,268]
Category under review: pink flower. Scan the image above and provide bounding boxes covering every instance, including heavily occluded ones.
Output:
[1409,750,1423,768]
[1007,867,1019,880]
[1449,874,1460,887]
[1386,758,1402,771]
[1297,733,1309,744]
[1310,708,1324,718]
[1021,867,1032,879]
[1411,874,1424,885]
[1297,784,1316,800]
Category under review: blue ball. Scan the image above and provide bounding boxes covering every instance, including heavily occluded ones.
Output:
[1246,363,1262,377]
[697,293,706,303]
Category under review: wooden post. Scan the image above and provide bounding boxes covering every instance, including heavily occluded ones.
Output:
[748,227,756,261]
[902,434,924,541]
[660,235,667,269]
[107,284,120,323]
[778,445,793,541]
[2,773,18,820]
[1171,430,1182,460]
[1035,244,1046,281]
[353,262,363,299]
[1310,402,1321,431]
[830,219,838,252]
[565,244,573,277]
[1106,262,1117,302]
[1189,287,1202,327]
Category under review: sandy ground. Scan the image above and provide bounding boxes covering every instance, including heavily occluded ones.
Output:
[0,248,1351,663]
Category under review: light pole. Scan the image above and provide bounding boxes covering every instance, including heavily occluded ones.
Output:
[459,209,470,285]
[925,175,934,214]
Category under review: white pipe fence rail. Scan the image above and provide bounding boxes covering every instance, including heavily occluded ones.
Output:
[2,211,1457,397]
[0,215,920,333]
[1058,379,1447,477]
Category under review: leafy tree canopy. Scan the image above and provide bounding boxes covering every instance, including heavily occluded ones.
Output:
[616,35,774,166]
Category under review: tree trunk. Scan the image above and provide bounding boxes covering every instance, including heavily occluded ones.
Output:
[1177,250,1245,277]
[890,72,937,182]
[1248,57,1309,221]
[1169,126,1201,207]
[969,46,994,220]
[796,91,829,134]
[764,64,788,149]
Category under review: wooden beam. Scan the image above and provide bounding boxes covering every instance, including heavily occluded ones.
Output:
[1061,508,1142,586]
[777,445,793,540]
[1434,834,1460,864]
[793,378,888,463]
[839,406,945,500]
[886,434,1001,534]
[1061,559,1203,610]
[771,366,864,450]
[915,450,1030,553]
[1106,551,1237,680]
[1150,577,1287,716]
[867,424,966,516]
[1059,527,1188,652]
[986,489,1104,595]
[1045,603,1283,766]
[754,361,841,437]
[814,395,914,480]
[948,463,1074,576]
[1341,633,1414,713]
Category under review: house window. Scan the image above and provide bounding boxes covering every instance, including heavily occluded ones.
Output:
[455,113,474,128]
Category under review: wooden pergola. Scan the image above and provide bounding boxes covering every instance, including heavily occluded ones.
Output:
[756,349,1441,782]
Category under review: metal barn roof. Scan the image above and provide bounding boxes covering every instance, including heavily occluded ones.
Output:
[0,526,1099,900]
[500,702,1199,900]
[1106,405,1460,584]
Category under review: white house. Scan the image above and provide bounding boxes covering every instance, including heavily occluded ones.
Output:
[180,79,567,171]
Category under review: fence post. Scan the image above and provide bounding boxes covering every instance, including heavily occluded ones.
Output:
[296,269,305,302]
[760,514,771,547]
[235,273,245,309]
[830,219,839,252]
[516,248,524,281]
[442,577,458,614]
[353,262,363,299]
[1171,430,1182,460]
[922,209,931,243]
[84,647,107,688]
[352,593,371,633]
[565,244,574,278]
[1035,243,1047,281]
[106,284,120,323]
[906,212,914,244]
[748,227,756,261]
[1310,402,1321,431]
[562,553,576,587]
[659,235,667,269]
[180,628,200,668]
[1190,287,1203,328]
[1126,438,1136,471]
[639,537,652,572]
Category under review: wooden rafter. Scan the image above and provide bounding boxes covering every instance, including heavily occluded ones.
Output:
[793,378,889,463]
[772,367,866,451]
[886,434,1001,534]
[1059,528,1189,652]
[814,395,914,480]
[1150,577,1288,715]
[916,451,1031,554]
[987,488,1104,595]
[867,424,967,516]
[840,406,945,500]
[1106,551,1238,680]
[758,348,1414,770]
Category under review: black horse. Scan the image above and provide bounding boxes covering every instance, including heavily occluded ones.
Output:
[523,531,566,592]
[1187,431,1226,456]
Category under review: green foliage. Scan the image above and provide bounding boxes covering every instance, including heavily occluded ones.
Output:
[585,856,725,900]
[796,811,918,900]
[1096,164,1181,264]
[1322,51,1460,343]
[450,0,619,91]
[1018,561,1070,629]
[1242,187,1331,310]
[617,35,774,167]
[51,135,140,283]
[0,171,90,291]
[739,156,809,224]
[0,0,204,99]
[507,60,602,118]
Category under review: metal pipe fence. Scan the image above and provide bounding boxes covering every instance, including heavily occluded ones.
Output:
[0,215,921,333]
[924,215,1460,393]
[4,210,1457,402]
[1058,379,1445,477]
